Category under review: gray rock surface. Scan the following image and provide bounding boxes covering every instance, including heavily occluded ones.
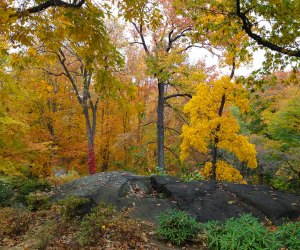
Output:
[51,171,300,224]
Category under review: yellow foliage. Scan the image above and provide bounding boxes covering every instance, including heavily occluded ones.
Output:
[181,76,257,173]
[201,161,246,184]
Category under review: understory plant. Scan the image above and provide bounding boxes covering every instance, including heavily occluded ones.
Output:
[0,180,14,206]
[274,221,300,249]
[156,209,200,245]
[78,203,116,246]
[202,214,300,250]
[57,195,90,221]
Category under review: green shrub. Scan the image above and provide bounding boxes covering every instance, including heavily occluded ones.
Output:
[274,221,300,250]
[202,214,300,249]
[78,203,116,246]
[180,170,205,182]
[156,209,200,246]
[0,180,14,206]
[27,192,51,211]
[57,195,91,221]
[12,178,51,204]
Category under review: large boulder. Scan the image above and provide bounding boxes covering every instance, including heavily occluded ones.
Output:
[51,171,300,224]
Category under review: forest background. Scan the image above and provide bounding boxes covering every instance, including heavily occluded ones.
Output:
[0,0,299,193]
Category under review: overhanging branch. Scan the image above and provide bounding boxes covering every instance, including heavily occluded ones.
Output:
[164,93,192,101]
[10,0,85,18]
[236,0,300,57]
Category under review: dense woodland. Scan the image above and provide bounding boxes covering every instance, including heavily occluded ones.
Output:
[0,0,300,249]
[0,0,299,190]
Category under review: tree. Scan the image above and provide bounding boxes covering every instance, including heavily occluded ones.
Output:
[21,1,123,174]
[226,70,300,189]
[181,76,257,182]
[119,0,201,171]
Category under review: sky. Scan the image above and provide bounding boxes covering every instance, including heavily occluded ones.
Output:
[188,47,265,77]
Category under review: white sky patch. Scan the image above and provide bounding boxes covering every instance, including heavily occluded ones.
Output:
[188,47,265,77]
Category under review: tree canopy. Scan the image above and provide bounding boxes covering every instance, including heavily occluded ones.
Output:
[0,0,298,192]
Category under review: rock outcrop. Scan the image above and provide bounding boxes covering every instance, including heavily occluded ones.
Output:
[51,171,300,224]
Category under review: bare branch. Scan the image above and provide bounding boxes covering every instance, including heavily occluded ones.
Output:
[164,93,192,101]
[166,27,192,52]
[230,57,236,79]
[42,69,66,77]
[165,126,181,135]
[129,41,144,45]
[132,22,149,54]
[57,48,82,104]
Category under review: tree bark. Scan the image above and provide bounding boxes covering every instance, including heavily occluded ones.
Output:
[57,49,99,175]
[236,0,300,57]
[211,94,226,180]
[211,142,218,180]
[83,104,97,175]
[10,0,85,18]
[157,81,165,171]
[211,59,235,180]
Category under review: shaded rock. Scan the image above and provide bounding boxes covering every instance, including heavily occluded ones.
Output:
[221,183,300,221]
[150,175,181,192]
[51,172,300,224]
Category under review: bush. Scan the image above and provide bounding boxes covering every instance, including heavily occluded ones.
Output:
[0,180,14,206]
[180,170,205,182]
[57,195,91,221]
[27,192,51,211]
[275,221,300,250]
[202,214,276,249]
[201,214,300,250]
[12,178,51,204]
[78,203,116,246]
[156,209,200,245]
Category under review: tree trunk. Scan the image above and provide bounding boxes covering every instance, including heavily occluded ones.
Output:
[87,125,96,175]
[83,101,97,175]
[101,144,109,172]
[211,142,217,181]
[157,81,165,171]
[258,162,264,185]
[88,144,96,175]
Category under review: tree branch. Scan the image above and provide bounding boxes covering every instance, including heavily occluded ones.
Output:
[57,49,82,105]
[165,126,181,135]
[164,93,192,101]
[35,67,67,77]
[10,0,85,18]
[132,22,149,54]
[166,27,192,52]
[230,57,236,79]
[236,0,300,57]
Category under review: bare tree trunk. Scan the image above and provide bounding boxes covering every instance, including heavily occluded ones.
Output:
[211,142,218,180]
[101,143,109,172]
[83,104,96,175]
[87,136,96,174]
[211,94,225,181]
[157,81,165,171]
[258,162,264,185]
[57,49,99,175]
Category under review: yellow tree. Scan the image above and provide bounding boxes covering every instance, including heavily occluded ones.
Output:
[181,76,257,183]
